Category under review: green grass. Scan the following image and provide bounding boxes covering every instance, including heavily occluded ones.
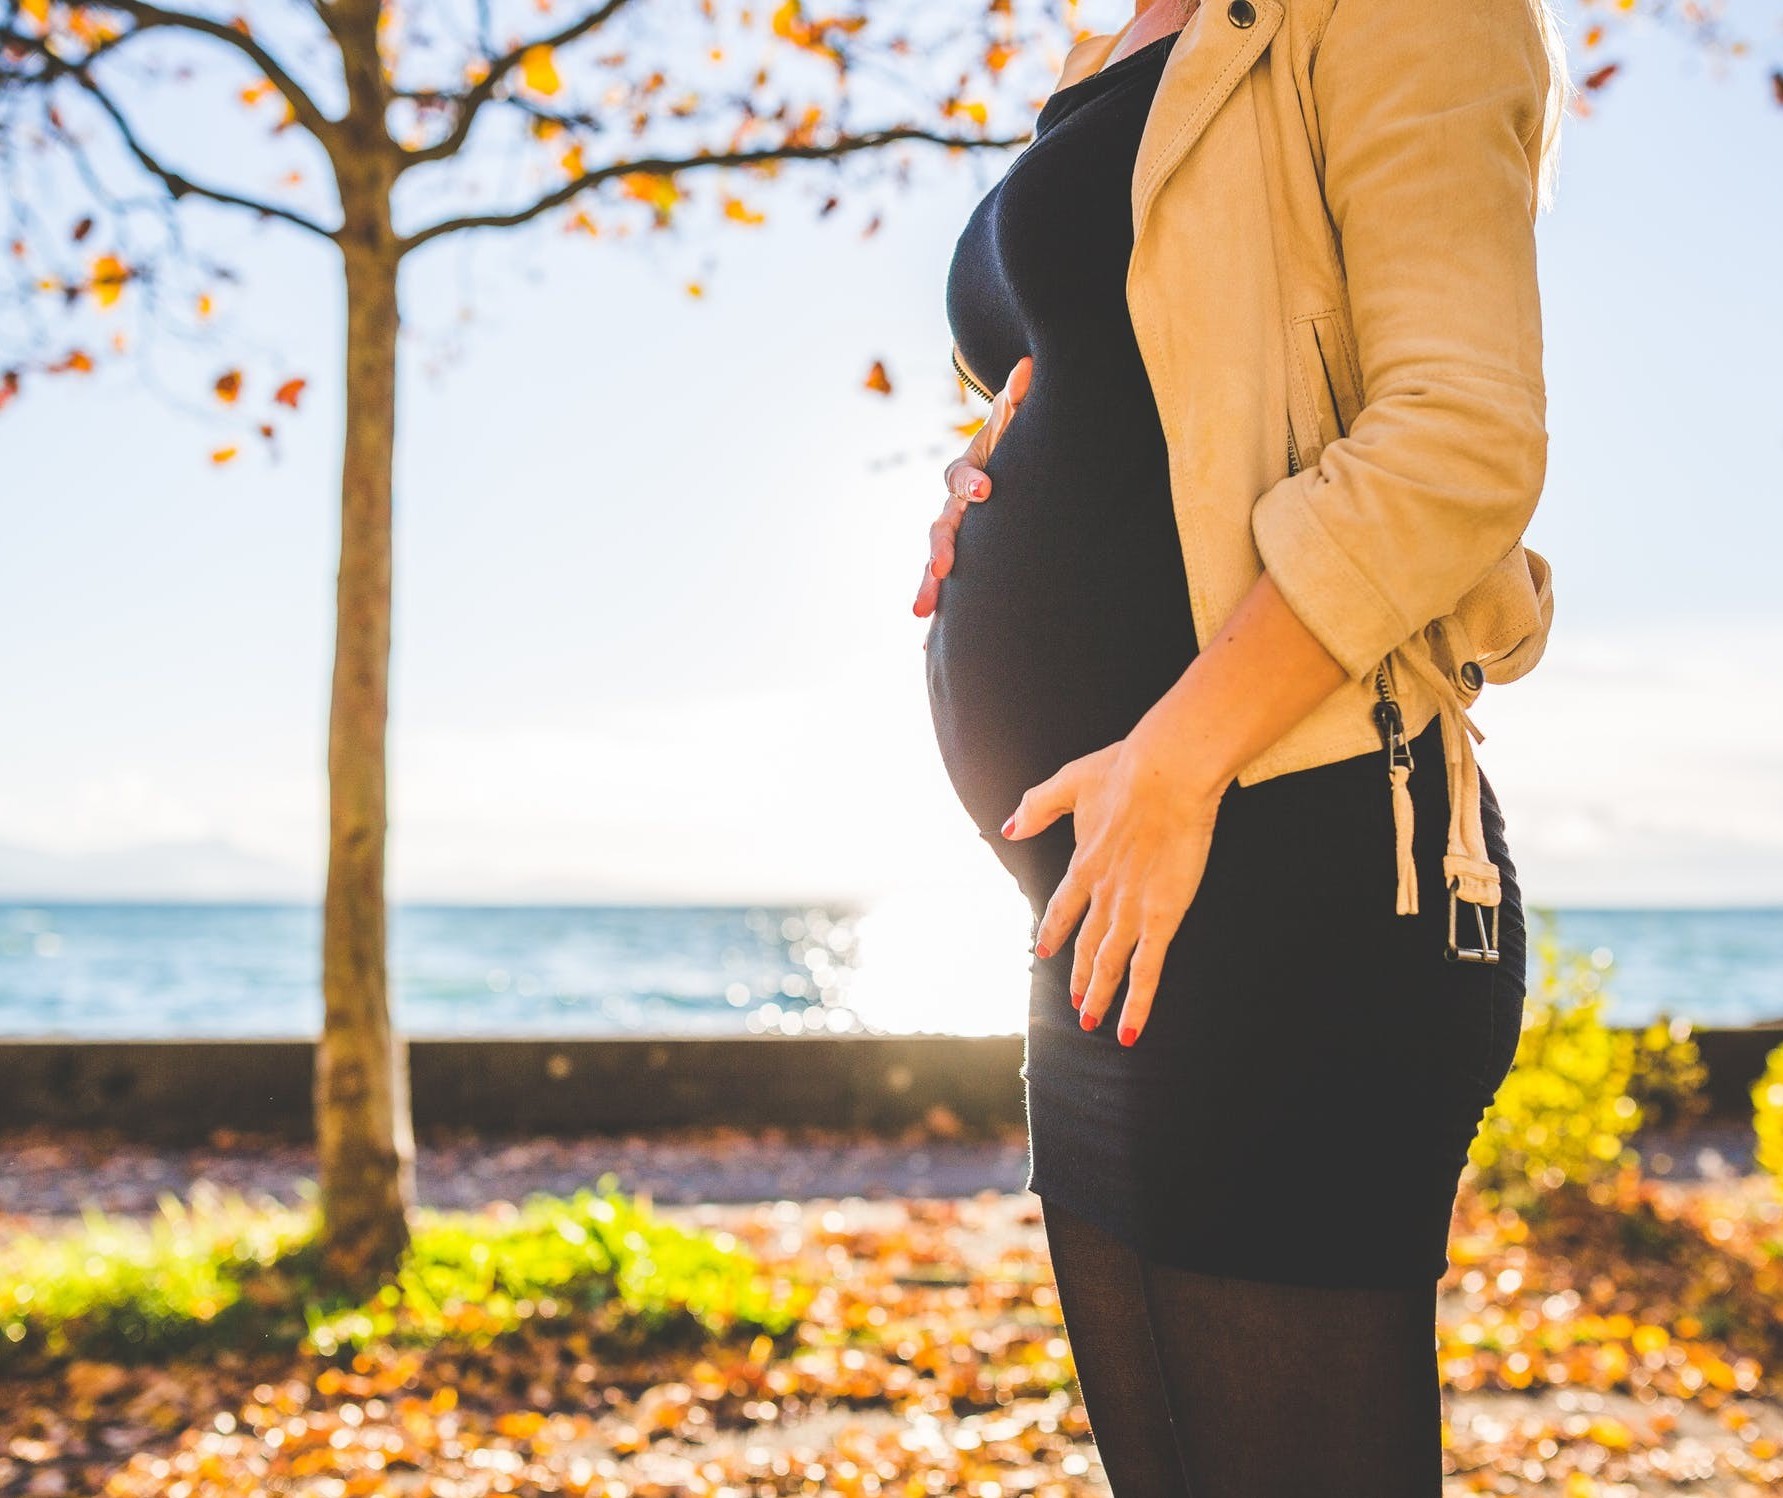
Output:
[0,1176,805,1370]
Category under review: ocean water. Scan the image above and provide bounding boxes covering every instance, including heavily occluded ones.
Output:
[0,901,1779,1038]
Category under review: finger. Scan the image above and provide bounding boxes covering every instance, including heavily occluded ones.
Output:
[1035,851,1093,962]
[1115,925,1170,1047]
[928,493,969,580]
[1006,354,1034,406]
[1066,883,1112,1016]
[1000,762,1079,842]
[1079,896,1140,1030]
[945,462,991,503]
[913,559,941,618]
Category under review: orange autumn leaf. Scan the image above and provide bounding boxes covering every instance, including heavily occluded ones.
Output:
[620,171,682,219]
[520,45,561,96]
[864,360,892,395]
[214,369,243,403]
[196,293,214,319]
[722,196,765,225]
[48,349,93,374]
[0,370,19,411]
[210,446,239,465]
[20,0,47,26]
[240,78,276,106]
[686,281,704,297]
[90,253,129,308]
[273,377,306,409]
[561,145,585,178]
[1584,62,1619,91]
[1584,25,1604,47]
[770,1,802,40]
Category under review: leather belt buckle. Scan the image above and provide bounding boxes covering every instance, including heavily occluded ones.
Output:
[1445,879,1500,965]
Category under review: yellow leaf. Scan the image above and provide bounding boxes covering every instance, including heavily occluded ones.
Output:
[21,0,48,26]
[196,293,214,319]
[686,281,703,298]
[722,196,765,225]
[561,145,585,178]
[90,253,128,309]
[620,171,681,217]
[520,45,561,96]
[210,447,239,465]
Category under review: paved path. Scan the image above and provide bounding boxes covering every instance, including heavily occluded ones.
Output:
[0,1114,1757,1226]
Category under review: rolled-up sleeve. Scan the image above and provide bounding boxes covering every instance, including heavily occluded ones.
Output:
[1250,0,1552,683]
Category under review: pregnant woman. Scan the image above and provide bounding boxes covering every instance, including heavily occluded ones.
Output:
[917,1,1566,1493]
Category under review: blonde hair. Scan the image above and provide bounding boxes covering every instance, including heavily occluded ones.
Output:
[1527,0,1575,214]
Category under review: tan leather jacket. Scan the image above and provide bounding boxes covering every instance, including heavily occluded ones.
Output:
[949,0,1555,953]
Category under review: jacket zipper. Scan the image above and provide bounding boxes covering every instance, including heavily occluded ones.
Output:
[1371,657,1411,775]
[1289,417,1405,773]
[951,345,995,403]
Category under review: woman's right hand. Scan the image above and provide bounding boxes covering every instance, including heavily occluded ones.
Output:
[913,354,1033,619]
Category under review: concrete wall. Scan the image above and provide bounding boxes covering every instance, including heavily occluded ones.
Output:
[1,1026,1778,1142]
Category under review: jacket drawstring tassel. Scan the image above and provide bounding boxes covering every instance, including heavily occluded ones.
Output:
[1389,759,1418,915]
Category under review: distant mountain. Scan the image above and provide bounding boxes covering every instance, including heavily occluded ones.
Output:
[0,840,312,901]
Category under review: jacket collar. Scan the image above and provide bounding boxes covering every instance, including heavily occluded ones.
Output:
[1140,1,1286,233]
[1071,1,1288,240]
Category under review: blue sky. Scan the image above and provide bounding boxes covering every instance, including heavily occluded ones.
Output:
[4,4,1781,910]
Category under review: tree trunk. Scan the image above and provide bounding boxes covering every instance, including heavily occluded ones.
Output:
[316,228,413,1290]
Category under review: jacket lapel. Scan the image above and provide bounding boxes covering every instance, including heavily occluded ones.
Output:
[1133,0,1285,239]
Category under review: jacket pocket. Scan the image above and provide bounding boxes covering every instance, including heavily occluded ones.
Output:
[1287,308,1365,464]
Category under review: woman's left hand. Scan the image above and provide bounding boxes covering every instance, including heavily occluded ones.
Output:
[1000,732,1224,1047]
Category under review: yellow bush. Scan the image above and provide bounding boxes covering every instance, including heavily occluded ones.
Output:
[1466,910,1704,1210]
[1753,1040,1783,1186]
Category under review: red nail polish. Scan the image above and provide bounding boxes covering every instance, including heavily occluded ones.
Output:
[1035,941,1052,959]
[1070,990,1083,1009]
[1119,1025,1138,1047]
[1080,1010,1098,1031]
[1000,815,1017,838]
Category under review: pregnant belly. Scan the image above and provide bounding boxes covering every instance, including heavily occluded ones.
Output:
[923,397,1196,842]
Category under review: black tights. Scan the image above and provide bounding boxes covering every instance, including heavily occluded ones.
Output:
[1040,1195,1443,1497]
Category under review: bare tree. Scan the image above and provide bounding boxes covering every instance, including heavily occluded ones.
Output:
[0,0,1035,1289]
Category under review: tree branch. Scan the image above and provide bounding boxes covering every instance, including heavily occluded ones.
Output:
[102,0,339,142]
[400,0,642,167]
[398,127,1027,255]
[2,19,336,238]
[71,66,336,239]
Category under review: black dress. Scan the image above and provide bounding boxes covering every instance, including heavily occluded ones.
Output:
[925,29,1530,1290]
